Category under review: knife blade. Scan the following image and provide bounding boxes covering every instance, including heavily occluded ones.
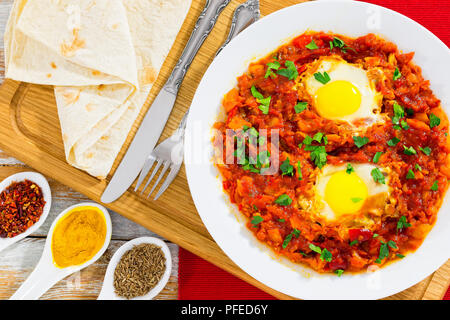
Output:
[101,0,231,203]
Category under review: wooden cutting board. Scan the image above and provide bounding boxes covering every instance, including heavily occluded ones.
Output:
[0,0,448,300]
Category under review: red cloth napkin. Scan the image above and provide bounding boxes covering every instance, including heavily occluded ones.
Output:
[178,0,450,300]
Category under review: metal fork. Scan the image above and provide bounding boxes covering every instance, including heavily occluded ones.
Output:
[134,0,260,200]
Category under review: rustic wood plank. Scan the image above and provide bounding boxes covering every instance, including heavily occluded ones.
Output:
[0,238,178,300]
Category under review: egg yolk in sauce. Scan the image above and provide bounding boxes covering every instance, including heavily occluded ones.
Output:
[315,80,362,118]
[324,170,368,215]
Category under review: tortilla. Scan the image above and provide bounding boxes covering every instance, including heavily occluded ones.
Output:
[4,0,191,178]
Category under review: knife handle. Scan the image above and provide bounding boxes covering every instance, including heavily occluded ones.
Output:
[165,0,231,95]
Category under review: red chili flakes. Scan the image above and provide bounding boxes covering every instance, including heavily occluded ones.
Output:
[0,180,46,238]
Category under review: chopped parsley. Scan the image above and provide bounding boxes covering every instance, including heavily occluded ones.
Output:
[329,37,353,53]
[429,113,441,128]
[251,86,271,114]
[294,101,308,113]
[314,71,331,84]
[306,145,328,168]
[401,120,409,130]
[313,132,324,143]
[275,194,292,206]
[415,164,422,171]
[265,60,281,78]
[308,244,332,262]
[393,67,402,81]
[375,241,390,264]
[419,146,432,156]
[305,39,318,50]
[431,180,439,191]
[282,234,293,249]
[388,240,398,249]
[297,161,303,181]
[387,137,400,146]
[353,136,369,148]
[406,169,415,179]
[351,198,363,203]
[292,228,301,238]
[392,102,404,125]
[278,219,285,223]
[309,243,322,254]
[276,60,298,80]
[403,145,417,155]
[280,158,294,176]
[350,240,359,246]
[396,253,405,259]
[373,151,383,163]
[346,163,355,174]
[334,269,344,277]
[251,215,263,227]
[397,216,411,231]
[371,168,385,184]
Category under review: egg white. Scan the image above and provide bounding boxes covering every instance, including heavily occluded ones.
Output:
[303,56,383,125]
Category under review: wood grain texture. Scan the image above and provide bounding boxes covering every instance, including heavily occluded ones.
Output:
[0,0,448,300]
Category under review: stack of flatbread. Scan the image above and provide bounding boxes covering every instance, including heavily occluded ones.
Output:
[4,0,191,178]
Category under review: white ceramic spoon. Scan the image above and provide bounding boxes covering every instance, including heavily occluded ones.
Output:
[0,172,52,253]
[10,202,112,300]
[97,237,172,300]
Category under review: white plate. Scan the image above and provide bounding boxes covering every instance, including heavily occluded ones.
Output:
[184,0,450,300]
[97,237,172,300]
[0,172,52,253]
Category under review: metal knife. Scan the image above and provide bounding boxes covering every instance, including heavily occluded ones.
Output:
[101,0,231,203]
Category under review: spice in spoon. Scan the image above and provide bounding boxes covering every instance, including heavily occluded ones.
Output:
[113,243,166,299]
[0,180,46,238]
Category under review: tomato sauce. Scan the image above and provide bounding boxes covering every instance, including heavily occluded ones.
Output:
[213,32,450,274]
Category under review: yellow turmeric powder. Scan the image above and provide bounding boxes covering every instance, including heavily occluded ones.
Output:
[51,206,106,268]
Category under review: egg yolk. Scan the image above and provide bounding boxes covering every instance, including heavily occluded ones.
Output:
[324,170,368,215]
[315,80,362,119]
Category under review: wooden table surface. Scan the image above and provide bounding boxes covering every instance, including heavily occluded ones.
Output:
[0,0,448,300]
[0,0,178,300]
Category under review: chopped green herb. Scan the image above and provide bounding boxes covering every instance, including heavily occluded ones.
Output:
[377,241,390,263]
[307,145,328,168]
[251,86,271,114]
[403,145,417,155]
[371,168,385,184]
[297,161,303,181]
[373,152,383,163]
[419,146,431,156]
[350,240,359,246]
[387,240,398,249]
[351,197,363,203]
[280,158,294,176]
[373,233,379,238]
[397,216,411,231]
[309,243,322,254]
[305,39,318,50]
[302,135,313,146]
[429,113,440,128]
[320,248,333,262]
[415,164,422,171]
[313,132,324,143]
[396,253,405,259]
[292,228,301,238]
[282,233,293,249]
[251,215,263,227]
[400,120,409,130]
[278,219,285,223]
[431,180,439,191]
[353,136,369,148]
[294,101,308,113]
[329,37,354,53]
[393,67,402,81]
[334,269,344,277]
[346,163,354,174]
[276,60,298,80]
[265,60,281,78]
[406,169,415,179]
[392,102,404,125]
[275,194,292,206]
[387,137,400,146]
[314,71,331,84]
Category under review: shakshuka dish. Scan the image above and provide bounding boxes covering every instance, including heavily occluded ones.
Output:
[213,32,450,275]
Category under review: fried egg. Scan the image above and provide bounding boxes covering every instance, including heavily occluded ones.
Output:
[315,163,389,222]
[303,56,383,124]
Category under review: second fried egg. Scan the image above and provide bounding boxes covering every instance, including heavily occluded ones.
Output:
[303,56,383,124]
[315,163,389,222]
